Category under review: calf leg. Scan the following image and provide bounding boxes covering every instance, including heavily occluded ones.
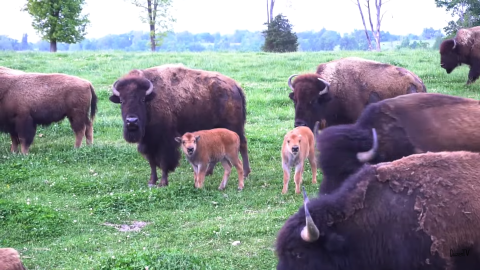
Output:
[229,155,244,190]
[69,117,87,148]
[206,162,216,176]
[282,162,291,194]
[308,148,317,184]
[293,163,304,194]
[9,133,20,153]
[195,164,208,189]
[85,120,94,145]
[218,159,232,190]
[15,116,36,154]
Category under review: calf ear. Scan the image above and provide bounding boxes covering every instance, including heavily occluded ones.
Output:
[289,92,295,100]
[145,92,157,102]
[175,137,182,143]
[109,95,121,103]
[195,135,201,142]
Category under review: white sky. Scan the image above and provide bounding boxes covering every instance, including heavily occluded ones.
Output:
[0,0,454,42]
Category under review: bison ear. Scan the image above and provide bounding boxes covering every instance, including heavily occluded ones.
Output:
[325,233,346,252]
[175,137,182,143]
[195,135,201,142]
[288,92,295,100]
[145,92,157,102]
[317,92,332,104]
[109,95,121,104]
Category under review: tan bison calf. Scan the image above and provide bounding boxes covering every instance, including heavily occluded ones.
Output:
[175,128,244,190]
[281,126,317,194]
[0,66,97,154]
[0,248,26,270]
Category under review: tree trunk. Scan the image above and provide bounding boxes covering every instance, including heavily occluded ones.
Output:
[50,39,57,52]
[266,0,270,24]
[356,0,372,50]
[269,0,275,23]
[366,0,380,51]
[375,0,382,51]
[147,0,156,52]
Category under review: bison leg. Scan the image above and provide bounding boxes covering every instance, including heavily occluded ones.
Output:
[218,159,232,190]
[159,170,169,187]
[85,120,94,145]
[293,163,304,194]
[15,116,36,154]
[282,163,291,194]
[468,63,480,85]
[239,138,251,178]
[147,158,159,187]
[308,147,317,184]
[9,133,20,153]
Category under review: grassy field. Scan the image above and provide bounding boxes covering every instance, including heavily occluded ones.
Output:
[1,49,479,270]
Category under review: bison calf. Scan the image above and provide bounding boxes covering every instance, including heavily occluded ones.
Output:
[0,66,97,154]
[0,248,26,270]
[281,126,317,194]
[176,128,244,190]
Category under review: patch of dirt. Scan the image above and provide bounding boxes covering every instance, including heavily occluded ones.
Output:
[102,221,150,232]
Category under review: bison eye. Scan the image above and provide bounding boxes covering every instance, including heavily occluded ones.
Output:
[141,98,145,103]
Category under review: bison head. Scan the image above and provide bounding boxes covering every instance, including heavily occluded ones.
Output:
[109,76,156,143]
[275,187,345,270]
[175,133,200,156]
[288,74,331,131]
[439,39,460,74]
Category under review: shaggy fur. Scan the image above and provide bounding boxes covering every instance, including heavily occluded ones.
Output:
[281,126,317,194]
[289,57,426,131]
[0,66,97,154]
[0,248,26,270]
[176,128,244,190]
[317,92,480,194]
[109,64,250,187]
[439,26,480,84]
[276,151,480,270]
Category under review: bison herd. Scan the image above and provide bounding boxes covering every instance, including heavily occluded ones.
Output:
[2,27,480,269]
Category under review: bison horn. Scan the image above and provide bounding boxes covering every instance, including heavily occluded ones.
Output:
[145,80,154,95]
[357,128,378,163]
[452,39,457,50]
[313,121,321,137]
[287,74,298,91]
[300,186,320,242]
[317,78,330,96]
[112,80,120,96]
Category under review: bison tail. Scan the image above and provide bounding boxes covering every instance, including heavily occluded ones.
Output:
[89,84,98,122]
[236,83,247,124]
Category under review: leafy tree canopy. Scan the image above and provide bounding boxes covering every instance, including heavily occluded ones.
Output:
[262,14,298,53]
[435,0,480,37]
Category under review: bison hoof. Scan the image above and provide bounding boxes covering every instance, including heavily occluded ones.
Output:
[244,169,251,178]
[158,180,168,187]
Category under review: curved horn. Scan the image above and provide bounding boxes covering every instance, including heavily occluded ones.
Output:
[357,128,378,163]
[317,78,330,96]
[300,186,320,242]
[287,74,298,91]
[145,80,154,95]
[112,80,120,96]
[452,39,457,50]
[313,121,321,138]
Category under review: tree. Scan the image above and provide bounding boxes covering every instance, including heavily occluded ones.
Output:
[435,0,480,37]
[23,0,89,52]
[262,14,298,52]
[353,0,390,51]
[129,0,175,52]
[266,0,275,24]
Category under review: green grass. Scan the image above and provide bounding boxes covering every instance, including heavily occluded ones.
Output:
[0,50,479,269]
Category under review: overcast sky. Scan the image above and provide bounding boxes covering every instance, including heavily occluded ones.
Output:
[0,0,453,42]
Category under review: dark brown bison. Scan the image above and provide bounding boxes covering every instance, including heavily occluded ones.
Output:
[0,248,26,270]
[0,66,97,154]
[109,64,251,187]
[276,151,480,270]
[439,26,480,84]
[317,92,480,194]
[287,57,426,131]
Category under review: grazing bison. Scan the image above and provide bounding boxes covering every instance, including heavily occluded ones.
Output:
[176,128,244,190]
[276,151,480,270]
[287,57,426,131]
[109,64,251,187]
[281,126,316,194]
[317,92,480,194]
[0,66,97,154]
[439,26,480,84]
[0,248,26,270]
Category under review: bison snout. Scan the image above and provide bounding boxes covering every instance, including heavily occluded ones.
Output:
[291,146,299,153]
[126,116,139,130]
[186,147,194,155]
[294,120,307,127]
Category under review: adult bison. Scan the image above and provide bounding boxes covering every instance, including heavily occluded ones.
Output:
[109,64,251,187]
[0,66,97,154]
[439,26,480,84]
[287,57,426,131]
[317,92,480,194]
[276,151,480,270]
